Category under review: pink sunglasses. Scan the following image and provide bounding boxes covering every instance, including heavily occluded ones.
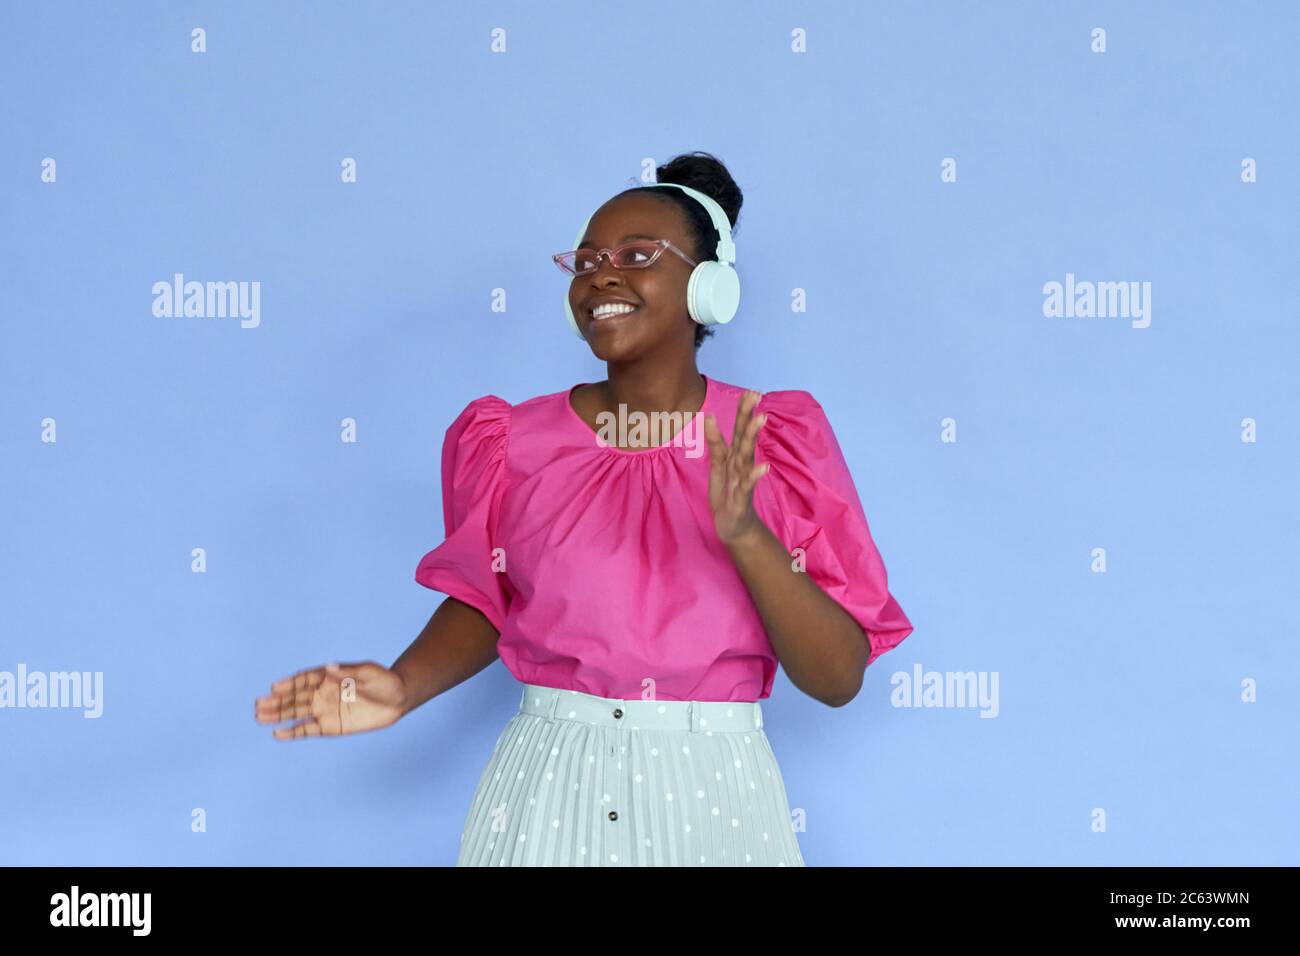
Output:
[553,238,698,277]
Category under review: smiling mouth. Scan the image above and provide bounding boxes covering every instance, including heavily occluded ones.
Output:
[589,305,641,323]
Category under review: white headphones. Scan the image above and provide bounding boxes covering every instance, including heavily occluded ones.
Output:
[563,182,740,340]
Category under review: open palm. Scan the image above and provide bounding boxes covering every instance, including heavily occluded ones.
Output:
[254,661,407,739]
[703,389,769,546]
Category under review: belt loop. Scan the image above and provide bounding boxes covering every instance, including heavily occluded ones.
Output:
[547,689,560,720]
[688,701,701,734]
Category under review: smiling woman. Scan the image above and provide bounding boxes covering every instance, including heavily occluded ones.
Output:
[255,151,913,868]
[555,152,743,353]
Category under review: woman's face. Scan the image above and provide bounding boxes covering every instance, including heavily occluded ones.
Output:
[567,194,699,360]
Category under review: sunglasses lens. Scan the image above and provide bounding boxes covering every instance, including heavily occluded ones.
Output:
[566,241,660,275]
[571,250,598,274]
[612,241,659,268]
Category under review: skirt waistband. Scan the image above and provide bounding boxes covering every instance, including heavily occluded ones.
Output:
[517,683,763,733]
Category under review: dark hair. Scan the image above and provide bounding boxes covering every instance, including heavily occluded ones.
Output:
[618,151,743,351]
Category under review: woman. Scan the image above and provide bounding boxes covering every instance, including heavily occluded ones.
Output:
[254,151,913,866]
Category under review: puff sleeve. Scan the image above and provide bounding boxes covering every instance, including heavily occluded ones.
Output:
[414,395,514,632]
[752,390,913,668]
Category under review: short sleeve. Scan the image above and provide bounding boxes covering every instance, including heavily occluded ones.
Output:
[414,395,514,632]
[752,390,913,668]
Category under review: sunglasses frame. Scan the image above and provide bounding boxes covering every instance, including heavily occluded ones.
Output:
[552,238,699,277]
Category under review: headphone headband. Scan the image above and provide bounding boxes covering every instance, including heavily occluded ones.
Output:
[571,181,736,264]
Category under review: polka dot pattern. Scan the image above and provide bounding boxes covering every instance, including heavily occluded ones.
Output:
[453,683,805,867]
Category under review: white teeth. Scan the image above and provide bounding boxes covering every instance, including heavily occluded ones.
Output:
[592,303,637,319]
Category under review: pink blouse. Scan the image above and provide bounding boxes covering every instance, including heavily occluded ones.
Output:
[414,374,912,702]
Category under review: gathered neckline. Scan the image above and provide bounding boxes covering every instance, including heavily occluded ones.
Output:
[564,373,715,455]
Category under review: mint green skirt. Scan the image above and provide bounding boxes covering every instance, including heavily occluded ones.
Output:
[456,682,806,866]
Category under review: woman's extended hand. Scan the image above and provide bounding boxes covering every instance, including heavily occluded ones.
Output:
[703,389,770,547]
[254,661,407,739]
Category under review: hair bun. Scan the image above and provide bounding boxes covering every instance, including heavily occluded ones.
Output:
[655,151,743,232]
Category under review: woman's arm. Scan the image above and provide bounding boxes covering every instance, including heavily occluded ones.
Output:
[723,522,869,708]
[255,596,499,739]
[705,392,869,709]
[391,596,502,716]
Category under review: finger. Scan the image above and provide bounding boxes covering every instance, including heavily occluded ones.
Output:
[728,391,762,480]
[256,686,317,718]
[273,718,322,740]
[703,414,730,472]
[324,661,370,673]
[323,661,373,685]
[730,390,759,457]
[256,695,315,723]
[704,415,738,512]
[290,662,361,689]
[261,672,325,711]
[270,667,327,694]
[736,408,766,472]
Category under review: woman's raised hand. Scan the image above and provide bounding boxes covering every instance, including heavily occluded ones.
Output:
[703,389,769,546]
[254,661,408,739]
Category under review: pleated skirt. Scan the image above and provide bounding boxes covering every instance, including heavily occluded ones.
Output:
[455,682,806,866]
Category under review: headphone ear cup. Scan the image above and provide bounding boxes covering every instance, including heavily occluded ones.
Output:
[686,261,741,327]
